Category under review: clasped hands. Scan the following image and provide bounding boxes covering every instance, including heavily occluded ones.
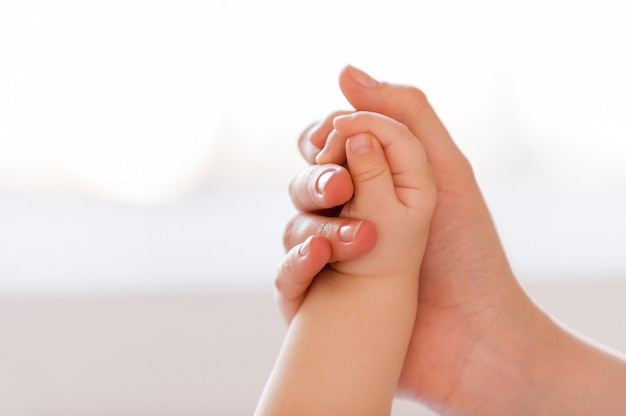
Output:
[275,65,550,413]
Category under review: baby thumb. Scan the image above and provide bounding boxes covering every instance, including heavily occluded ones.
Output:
[345,133,396,211]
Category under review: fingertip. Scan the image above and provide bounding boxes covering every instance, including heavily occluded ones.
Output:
[299,118,335,164]
[316,128,349,165]
[346,132,374,157]
[289,164,353,212]
[300,111,355,165]
[351,219,377,255]
[341,65,380,89]
[276,235,332,323]
[299,122,323,164]
[302,141,322,164]
[302,235,332,264]
[330,219,377,262]
[318,167,353,208]
[344,132,393,198]
[332,112,354,126]
[276,235,330,296]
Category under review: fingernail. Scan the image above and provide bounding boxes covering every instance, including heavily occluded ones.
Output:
[348,134,372,155]
[332,113,354,127]
[315,145,331,164]
[347,65,379,88]
[315,170,334,196]
[339,221,362,243]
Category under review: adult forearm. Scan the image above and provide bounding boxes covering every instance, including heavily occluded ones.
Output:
[522,311,626,415]
[441,294,626,416]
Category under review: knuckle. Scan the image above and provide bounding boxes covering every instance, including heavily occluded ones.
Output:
[282,214,300,250]
[395,121,413,139]
[289,165,316,196]
[288,167,303,196]
[274,258,292,294]
[275,249,305,300]
[304,166,321,196]
[315,220,334,240]
[354,162,388,183]
[327,109,353,121]
[307,111,350,150]
[405,86,430,114]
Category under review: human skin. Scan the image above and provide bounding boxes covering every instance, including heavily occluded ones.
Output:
[276,66,626,415]
[255,112,436,415]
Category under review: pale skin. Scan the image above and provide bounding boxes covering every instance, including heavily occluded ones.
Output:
[255,112,437,415]
[276,66,626,415]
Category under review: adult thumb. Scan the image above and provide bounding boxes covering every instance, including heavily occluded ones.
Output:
[338,65,466,176]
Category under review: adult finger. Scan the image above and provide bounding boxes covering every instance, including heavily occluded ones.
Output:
[288,164,353,212]
[283,213,377,263]
[338,65,474,193]
[298,110,352,164]
[275,235,331,323]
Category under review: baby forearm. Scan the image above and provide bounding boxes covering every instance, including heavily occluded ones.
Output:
[256,270,418,416]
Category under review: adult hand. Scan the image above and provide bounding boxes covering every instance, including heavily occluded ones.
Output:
[276,66,626,415]
[276,65,534,412]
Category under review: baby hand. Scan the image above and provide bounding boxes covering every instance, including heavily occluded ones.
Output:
[330,111,436,279]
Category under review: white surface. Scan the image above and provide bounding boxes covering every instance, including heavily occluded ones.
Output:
[1,280,625,415]
[0,188,292,295]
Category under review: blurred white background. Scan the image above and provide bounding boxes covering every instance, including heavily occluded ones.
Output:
[1,0,626,295]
